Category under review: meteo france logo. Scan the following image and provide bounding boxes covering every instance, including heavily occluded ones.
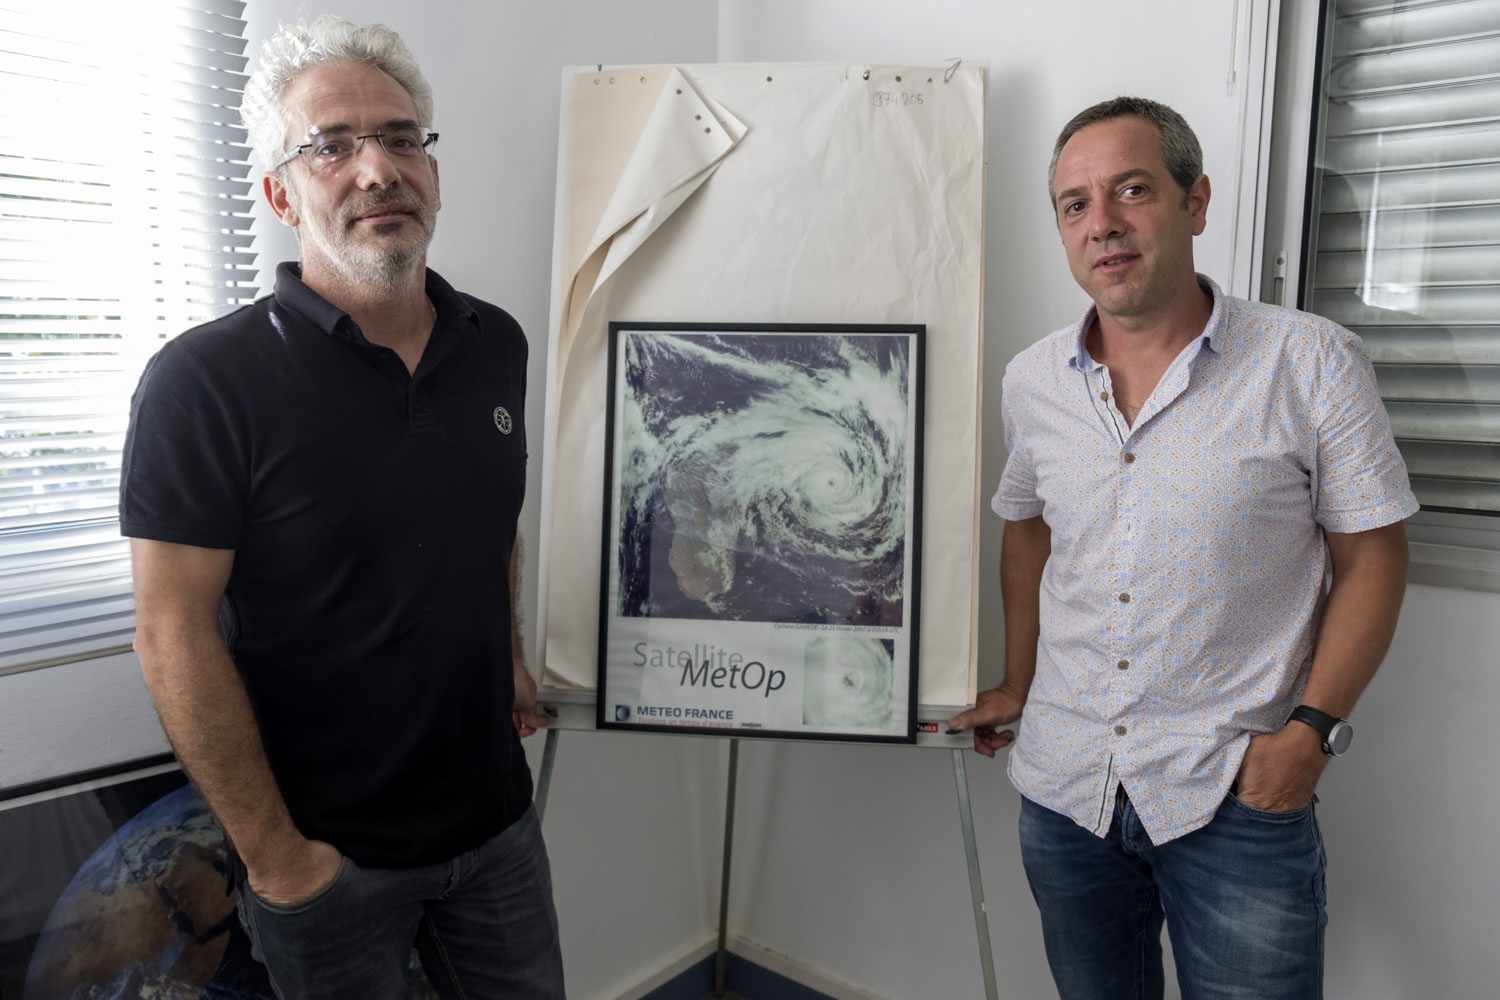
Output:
[493,406,513,434]
[614,705,631,722]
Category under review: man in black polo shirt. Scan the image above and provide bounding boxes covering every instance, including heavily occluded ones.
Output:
[120,16,563,998]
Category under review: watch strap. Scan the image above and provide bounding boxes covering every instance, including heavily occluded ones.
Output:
[1286,704,1340,737]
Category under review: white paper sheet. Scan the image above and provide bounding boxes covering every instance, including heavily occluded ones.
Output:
[539,64,986,708]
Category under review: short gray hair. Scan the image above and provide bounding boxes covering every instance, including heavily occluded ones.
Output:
[1047,96,1202,206]
[240,16,434,173]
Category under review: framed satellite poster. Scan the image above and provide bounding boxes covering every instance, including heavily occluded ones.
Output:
[597,323,923,743]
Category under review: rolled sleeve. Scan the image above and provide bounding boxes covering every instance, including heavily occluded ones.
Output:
[1311,327,1419,533]
[992,370,1045,520]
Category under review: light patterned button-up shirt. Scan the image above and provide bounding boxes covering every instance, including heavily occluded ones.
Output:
[993,276,1417,844]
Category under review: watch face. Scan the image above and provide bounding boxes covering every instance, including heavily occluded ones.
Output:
[1327,721,1354,755]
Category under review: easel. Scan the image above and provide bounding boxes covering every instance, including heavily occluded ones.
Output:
[530,689,1000,1000]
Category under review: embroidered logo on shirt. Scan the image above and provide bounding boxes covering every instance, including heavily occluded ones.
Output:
[493,406,513,434]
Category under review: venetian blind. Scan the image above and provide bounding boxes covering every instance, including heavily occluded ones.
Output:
[1303,0,1500,514]
[0,0,256,674]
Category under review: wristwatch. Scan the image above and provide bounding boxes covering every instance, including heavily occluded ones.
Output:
[1287,705,1354,757]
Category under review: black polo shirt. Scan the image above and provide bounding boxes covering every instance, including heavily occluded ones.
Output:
[121,263,533,868]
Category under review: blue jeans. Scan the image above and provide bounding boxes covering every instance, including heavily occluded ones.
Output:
[1019,789,1326,1000]
[236,806,564,1000]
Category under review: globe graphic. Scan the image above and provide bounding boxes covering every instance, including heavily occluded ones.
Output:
[23,784,436,999]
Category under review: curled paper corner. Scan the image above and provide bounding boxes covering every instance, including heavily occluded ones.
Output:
[557,67,749,376]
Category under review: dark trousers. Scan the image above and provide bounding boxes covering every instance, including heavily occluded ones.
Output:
[236,806,564,1000]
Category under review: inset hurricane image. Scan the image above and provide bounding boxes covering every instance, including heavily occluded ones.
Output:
[801,636,895,728]
[614,331,911,625]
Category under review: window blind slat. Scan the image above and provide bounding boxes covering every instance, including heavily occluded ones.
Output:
[141,173,254,199]
[1316,243,1500,286]
[1,257,255,294]
[1327,137,1500,172]
[149,4,245,36]
[1328,34,1500,97]
[1340,0,1481,17]
[180,0,246,23]
[142,191,258,215]
[0,573,138,674]
[1385,401,1500,443]
[0,175,111,202]
[1403,477,1500,512]
[1319,161,1500,211]
[0,156,111,186]
[1360,325,1500,363]
[1323,80,1500,137]
[1324,122,1500,173]
[139,118,250,146]
[0,203,114,225]
[1396,440,1500,479]
[133,61,247,93]
[0,498,128,530]
[1335,0,1500,54]
[0,451,122,478]
[1316,204,1500,249]
[1307,284,1500,325]
[131,78,250,112]
[1376,364,1500,402]
[159,23,249,58]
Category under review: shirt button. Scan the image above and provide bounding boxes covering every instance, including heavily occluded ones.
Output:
[1117,659,1130,670]
[1123,452,1137,464]
[1099,391,1110,401]
[1115,725,1128,736]
[1118,592,1131,603]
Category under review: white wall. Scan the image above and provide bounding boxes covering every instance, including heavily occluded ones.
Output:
[13,1,1500,998]
[1317,583,1500,999]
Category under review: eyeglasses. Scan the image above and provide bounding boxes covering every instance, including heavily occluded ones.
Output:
[274,125,439,172]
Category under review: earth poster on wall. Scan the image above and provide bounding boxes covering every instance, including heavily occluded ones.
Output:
[0,767,439,998]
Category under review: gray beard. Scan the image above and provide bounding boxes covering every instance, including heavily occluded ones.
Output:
[328,239,427,292]
[286,182,435,294]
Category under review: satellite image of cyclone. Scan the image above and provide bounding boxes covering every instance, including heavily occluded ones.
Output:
[614,330,914,625]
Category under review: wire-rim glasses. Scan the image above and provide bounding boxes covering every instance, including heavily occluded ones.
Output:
[274,125,438,172]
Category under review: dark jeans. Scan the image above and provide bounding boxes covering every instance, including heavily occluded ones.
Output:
[236,806,564,1000]
[1019,789,1326,1000]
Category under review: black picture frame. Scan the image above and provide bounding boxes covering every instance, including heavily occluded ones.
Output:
[597,322,924,743]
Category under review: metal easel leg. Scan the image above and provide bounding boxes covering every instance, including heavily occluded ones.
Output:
[953,748,999,1000]
[533,726,561,822]
[713,738,740,999]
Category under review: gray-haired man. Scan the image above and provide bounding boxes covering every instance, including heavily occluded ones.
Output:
[121,16,563,997]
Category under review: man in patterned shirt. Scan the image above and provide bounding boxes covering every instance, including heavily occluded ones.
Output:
[948,97,1416,998]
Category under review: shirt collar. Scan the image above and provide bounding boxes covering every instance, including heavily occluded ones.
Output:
[1065,273,1227,371]
[272,261,479,345]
